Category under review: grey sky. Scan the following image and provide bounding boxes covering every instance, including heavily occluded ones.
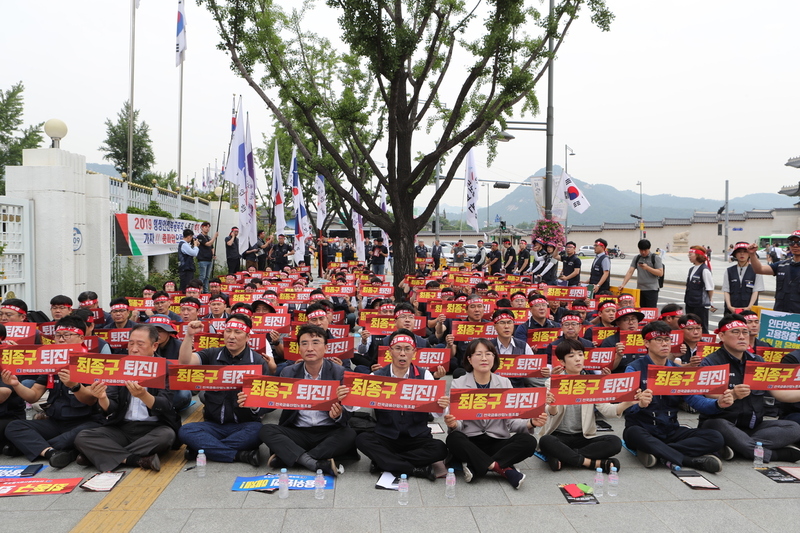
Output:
[3,1,798,212]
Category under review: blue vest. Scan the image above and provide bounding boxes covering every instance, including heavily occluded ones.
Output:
[726,264,757,308]
[684,263,708,307]
[372,364,431,439]
[589,254,609,290]
[774,260,800,313]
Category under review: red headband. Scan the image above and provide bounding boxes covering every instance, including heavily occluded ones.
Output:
[110,304,129,311]
[394,309,414,318]
[561,315,582,324]
[715,321,747,334]
[154,296,171,303]
[468,299,485,306]
[79,299,98,307]
[598,302,617,312]
[390,334,416,348]
[530,297,548,306]
[307,310,327,319]
[181,302,200,309]
[186,289,201,294]
[225,320,251,334]
[571,304,588,311]
[493,313,515,324]
[511,294,527,301]
[310,293,326,300]
[2,305,25,315]
[234,308,253,316]
[679,319,700,329]
[644,331,671,340]
[660,310,683,319]
[148,316,173,325]
[56,326,83,336]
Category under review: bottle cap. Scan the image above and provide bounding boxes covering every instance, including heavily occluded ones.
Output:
[610,466,617,472]
[400,474,407,479]
[756,442,763,446]
[317,469,323,474]
[281,468,287,473]
[596,468,603,473]
[198,449,204,454]
[448,468,454,473]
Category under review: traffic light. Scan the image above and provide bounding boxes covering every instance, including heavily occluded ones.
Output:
[500,220,507,231]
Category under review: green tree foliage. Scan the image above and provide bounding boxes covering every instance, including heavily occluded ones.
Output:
[99,101,156,185]
[0,82,43,194]
[201,0,612,291]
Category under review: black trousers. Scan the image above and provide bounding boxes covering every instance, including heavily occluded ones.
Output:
[0,417,22,449]
[259,424,356,466]
[227,257,240,275]
[538,432,621,467]
[355,432,447,475]
[5,418,102,461]
[179,269,195,292]
[446,432,536,477]
[74,421,175,472]
[639,290,660,309]
[623,425,723,467]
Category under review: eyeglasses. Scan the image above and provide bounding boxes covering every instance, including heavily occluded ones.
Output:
[725,329,749,337]
[50,305,70,310]
[390,345,415,353]
[789,241,800,246]
[648,337,672,344]
[54,333,81,340]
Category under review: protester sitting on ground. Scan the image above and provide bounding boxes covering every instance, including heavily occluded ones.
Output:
[444,338,542,488]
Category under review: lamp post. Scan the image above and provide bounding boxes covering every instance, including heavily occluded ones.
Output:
[565,145,575,174]
[636,181,643,239]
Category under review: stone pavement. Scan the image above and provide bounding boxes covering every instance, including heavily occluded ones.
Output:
[1,399,797,533]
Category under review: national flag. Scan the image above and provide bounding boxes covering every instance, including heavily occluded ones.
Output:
[352,190,365,261]
[240,115,258,254]
[224,99,251,253]
[378,186,389,246]
[272,141,287,233]
[291,148,312,265]
[135,0,141,8]
[465,148,479,231]
[176,0,187,67]
[315,141,326,230]
[556,170,591,214]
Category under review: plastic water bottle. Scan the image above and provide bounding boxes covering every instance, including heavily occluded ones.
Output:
[754,442,764,467]
[279,468,289,499]
[196,449,206,478]
[25,402,34,420]
[315,469,325,500]
[593,468,604,497]
[607,466,618,497]
[445,468,456,498]
[398,474,409,505]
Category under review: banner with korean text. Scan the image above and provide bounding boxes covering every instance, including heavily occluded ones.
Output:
[114,213,202,256]
[449,388,546,420]
[496,353,547,378]
[0,478,82,497]
[758,310,800,351]
[646,364,729,395]
[0,345,73,374]
[242,376,339,410]
[342,372,445,412]
[168,365,262,390]
[69,355,167,388]
[550,373,638,404]
[744,361,800,391]
[377,347,449,370]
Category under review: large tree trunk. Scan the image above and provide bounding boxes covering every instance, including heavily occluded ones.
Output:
[388,200,417,300]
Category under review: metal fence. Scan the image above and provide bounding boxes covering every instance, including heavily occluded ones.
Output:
[0,198,34,305]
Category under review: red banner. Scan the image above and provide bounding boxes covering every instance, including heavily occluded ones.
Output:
[342,372,445,412]
[669,330,685,354]
[449,387,546,420]
[583,348,616,371]
[452,322,497,341]
[36,322,57,339]
[0,478,82,497]
[358,285,394,298]
[450,275,485,287]
[543,286,589,302]
[228,293,258,305]
[496,353,547,378]
[756,347,794,364]
[277,291,313,305]
[527,328,561,349]
[639,308,658,323]
[0,345,73,374]
[282,337,355,361]
[646,364,729,395]
[415,290,441,303]
[744,361,800,390]
[322,284,357,298]
[696,342,720,359]
[245,334,269,355]
[94,328,131,349]
[591,327,617,345]
[242,375,339,410]
[377,347,450,370]
[550,373,638,404]
[193,334,225,351]
[620,331,647,355]
[168,364,262,390]
[428,301,469,319]
[3,322,39,344]
[69,354,167,388]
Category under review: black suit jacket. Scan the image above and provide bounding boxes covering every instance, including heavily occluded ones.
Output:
[278,359,350,427]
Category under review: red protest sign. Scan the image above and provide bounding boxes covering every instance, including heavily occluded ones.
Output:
[449,387,546,420]
[282,337,354,361]
[277,291,313,305]
[591,327,617,345]
[452,322,497,342]
[428,301,469,319]
[543,286,589,302]
[69,354,167,388]
[3,323,39,344]
[362,316,396,335]
[583,348,616,371]
[327,325,349,339]
[551,373,638,404]
[245,334,269,354]
[358,285,394,298]
[36,322,57,339]
[0,478,82,497]
[193,334,225,351]
[0,345,72,374]
[646,364,729,395]
[620,331,647,355]
[204,317,228,333]
[377,347,450,370]
[527,328,561,350]
[242,375,339,410]
[168,365,262,390]
[322,284,357,298]
[416,290,441,303]
[696,342,719,359]
[94,328,131,349]
[342,371,445,412]
[755,347,794,364]
[496,353,547,378]
[669,330,685,354]
[744,361,800,390]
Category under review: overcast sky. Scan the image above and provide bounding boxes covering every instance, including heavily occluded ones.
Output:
[3,1,799,212]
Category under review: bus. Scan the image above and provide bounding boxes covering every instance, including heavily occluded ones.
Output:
[757,234,791,259]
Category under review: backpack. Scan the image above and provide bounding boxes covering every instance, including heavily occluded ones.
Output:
[650,254,665,288]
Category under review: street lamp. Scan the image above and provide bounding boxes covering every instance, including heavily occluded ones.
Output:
[565,145,575,174]
[636,181,643,239]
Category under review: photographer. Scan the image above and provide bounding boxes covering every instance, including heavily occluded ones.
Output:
[178,229,199,292]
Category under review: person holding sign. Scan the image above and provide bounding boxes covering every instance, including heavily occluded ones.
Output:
[600,307,645,373]
[73,325,180,472]
[350,329,449,481]
[512,296,560,345]
[674,313,704,366]
[539,339,636,473]
[746,230,800,314]
[3,316,101,468]
[623,321,732,473]
[698,315,800,464]
[444,339,542,488]
[259,325,355,477]
[178,315,273,466]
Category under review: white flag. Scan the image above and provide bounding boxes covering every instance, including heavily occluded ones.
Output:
[176,0,187,66]
[315,142,326,231]
[224,100,245,190]
[272,141,287,233]
[559,170,591,214]
[239,115,258,255]
[291,148,312,265]
[464,148,479,231]
[378,186,389,246]
[352,190,365,262]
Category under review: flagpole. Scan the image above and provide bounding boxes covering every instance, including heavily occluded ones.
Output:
[177,61,184,189]
[127,0,136,182]
[213,96,238,259]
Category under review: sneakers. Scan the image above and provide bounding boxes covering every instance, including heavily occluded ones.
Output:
[774,445,800,463]
[500,466,525,489]
[462,463,474,483]
[411,465,436,482]
[684,455,722,473]
[137,454,161,472]
[316,458,344,477]
[637,452,657,468]
[49,449,78,469]
[718,446,735,461]
[235,449,260,467]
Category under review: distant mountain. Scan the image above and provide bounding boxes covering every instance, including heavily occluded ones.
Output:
[438,168,797,227]
[86,163,120,177]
